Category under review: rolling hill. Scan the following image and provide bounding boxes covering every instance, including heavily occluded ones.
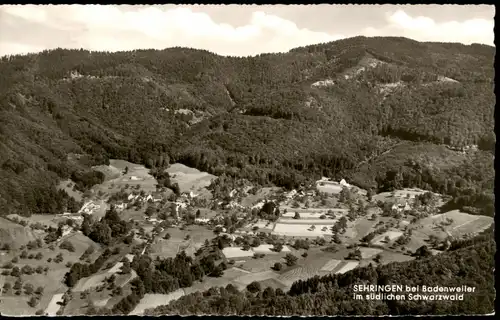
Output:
[0,36,495,217]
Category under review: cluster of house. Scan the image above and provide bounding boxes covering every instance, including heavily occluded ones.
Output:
[78,201,101,215]
[446,144,478,153]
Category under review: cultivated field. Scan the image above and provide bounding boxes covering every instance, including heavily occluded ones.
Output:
[320,259,342,272]
[278,265,324,286]
[335,261,359,274]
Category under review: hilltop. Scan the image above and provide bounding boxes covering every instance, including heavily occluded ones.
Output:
[0,36,495,217]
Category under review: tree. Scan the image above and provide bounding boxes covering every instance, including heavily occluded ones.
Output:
[20,250,28,259]
[3,282,11,292]
[196,209,201,218]
[35,252,43,260]
[11,266,20,277]
[121,260,131,274]
[273,242,284,252]
[24,283,34,295]
[273,262,283,271]
[247,281,261,293]
[284,253,298,266]
[28,296,39,308]
[293,212,300,219]
[145,205,156,217]
[251,237,261,247]
[164,233,171,240]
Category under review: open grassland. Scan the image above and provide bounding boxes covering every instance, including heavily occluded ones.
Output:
[415,210,493,240]
[233,270,279,286]
[151,226,214,259]
[45,293,64,316]
[359,247,383,259]
[57,180,83,202]
[222,247,254,259]
[277,219,338,225]
[130,290,185,316]
[240,187,281,207]
[372,230,404,246]
[166,163,216,194]
[92,159,158,196]
[272,223,333,237]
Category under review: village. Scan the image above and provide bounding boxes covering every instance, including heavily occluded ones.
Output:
[0,160,494,316]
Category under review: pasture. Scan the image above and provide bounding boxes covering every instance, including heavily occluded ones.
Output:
[372,231,404,246]
[151,225,214,258]
[130,290,186,315]
[92,159,158,195]
[166,163,216,194]
[359,247,383,259]
[57,180,83,202]
[272,223,333,237]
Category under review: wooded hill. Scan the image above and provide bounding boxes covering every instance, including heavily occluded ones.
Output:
[145,232,495,316]
[0,36,495,216]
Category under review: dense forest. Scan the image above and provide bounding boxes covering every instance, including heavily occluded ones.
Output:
[0,36,495,216]
[145,232,495,316]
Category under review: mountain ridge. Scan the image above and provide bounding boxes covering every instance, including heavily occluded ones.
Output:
[0,36,495,216]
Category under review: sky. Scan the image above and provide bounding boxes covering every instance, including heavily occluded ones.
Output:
[0,5,495,57]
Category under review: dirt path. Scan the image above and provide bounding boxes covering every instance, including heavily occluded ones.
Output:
[354,142,404,170]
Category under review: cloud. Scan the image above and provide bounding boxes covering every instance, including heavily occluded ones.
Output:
[0,6,493,58]
[362,9,494,45]
[0,5,345,57]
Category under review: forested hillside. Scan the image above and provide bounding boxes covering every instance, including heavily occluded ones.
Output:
[0,36,495,216]
[145,232,495,316]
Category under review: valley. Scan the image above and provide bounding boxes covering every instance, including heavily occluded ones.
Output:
[0,160,493,315]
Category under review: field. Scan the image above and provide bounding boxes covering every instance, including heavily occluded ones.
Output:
[359,247,383,259]
[130,290,186,316]
[240,187,281,207]
[45,293,64,316]
[150,225,215,258]
[414,210,493,240]
[233,270,279,286]
[166,163,216,195]
[272,223,333,237]
[278,265,325,286]
[92,159,158,196]
[0,217,39,249]
[57,180,83,202]
[222,247,254,259]
[335,261,359,274]
[320,259,342,272]
[372,231,404,246]
[316,181,343,194]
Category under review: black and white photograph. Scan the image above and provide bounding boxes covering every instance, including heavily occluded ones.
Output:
[0,4,495,316]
